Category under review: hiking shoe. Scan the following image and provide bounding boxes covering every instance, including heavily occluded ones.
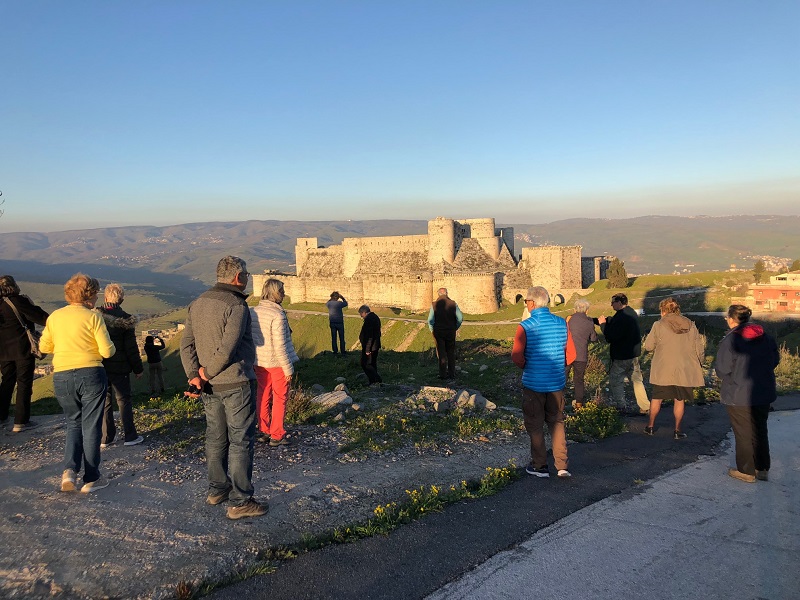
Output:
[256,433,270,444]
[206,487,232,505]
[525,464,550,478]
[12,420,39,433]
[100,439,115,449]
[269,436,290,447]
[226,499,268,520]
[557,469,572,478]
[756,470,769,481]
[81,476,110,493]
[727,468,756,483]
[124,436,144,446]
[674,430,687,440]
[61,469,78,492]
[643,426,654,436]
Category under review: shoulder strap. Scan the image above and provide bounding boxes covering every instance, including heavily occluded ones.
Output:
[3,297,29,329]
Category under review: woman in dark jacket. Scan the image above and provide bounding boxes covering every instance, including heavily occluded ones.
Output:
[715,305,780,483]
[0,275,49,432]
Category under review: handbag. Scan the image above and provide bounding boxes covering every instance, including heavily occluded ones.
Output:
[3,297,46,359]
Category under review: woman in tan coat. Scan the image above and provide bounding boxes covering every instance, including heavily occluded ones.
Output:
[642,298,705,439]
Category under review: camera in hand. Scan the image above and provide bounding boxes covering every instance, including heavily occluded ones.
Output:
[185,384,203,399]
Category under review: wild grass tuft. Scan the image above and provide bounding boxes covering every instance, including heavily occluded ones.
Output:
[565,401,626,441]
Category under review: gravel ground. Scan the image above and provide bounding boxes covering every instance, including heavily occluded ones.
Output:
[0,401,530,600]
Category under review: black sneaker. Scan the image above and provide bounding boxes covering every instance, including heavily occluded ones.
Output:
[643,426,654,436]
[525,464,550,478]
[227,499,269,520]
[674,430,687,440]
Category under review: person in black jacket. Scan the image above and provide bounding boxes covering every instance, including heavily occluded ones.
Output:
[716,305,780,483]
[598,293,649,414]
[0,275,49,432]
[97,284,144,447]
[144,335,166,398]
[358,305,382,384]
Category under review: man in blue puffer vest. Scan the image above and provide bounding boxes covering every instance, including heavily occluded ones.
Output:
[511,286,571,478]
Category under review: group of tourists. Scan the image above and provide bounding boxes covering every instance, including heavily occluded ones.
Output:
[0,258,782,517]
[513,286,780,484]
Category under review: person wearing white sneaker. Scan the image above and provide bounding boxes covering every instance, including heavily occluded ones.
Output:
[61,469,78,492]
[557,469,572,478]
[124,435,144,446]
[512,288,571,479]
[39,274,115,493]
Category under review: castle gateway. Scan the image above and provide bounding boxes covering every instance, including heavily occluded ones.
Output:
[255,217,606,314]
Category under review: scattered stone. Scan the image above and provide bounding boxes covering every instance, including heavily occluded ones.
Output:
[310,391,353,409]
[333,383,350,394]
[479,364,489,372]
[333,412,346,422]
[310,384,326,394]
[351,403,361,411]
[335,377,347,383]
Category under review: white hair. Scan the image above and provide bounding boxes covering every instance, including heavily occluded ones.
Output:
[525,286,550,308]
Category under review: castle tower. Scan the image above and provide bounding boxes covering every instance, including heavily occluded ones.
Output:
[295,237,318,275]
[427,217,456,265]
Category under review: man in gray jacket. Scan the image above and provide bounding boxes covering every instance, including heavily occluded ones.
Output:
[181,256,267,520]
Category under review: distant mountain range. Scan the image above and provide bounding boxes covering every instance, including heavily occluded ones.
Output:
[2,216,798,304]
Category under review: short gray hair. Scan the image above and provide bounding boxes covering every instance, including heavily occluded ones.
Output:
[437,288,448,297]
[104,283,124,304]
[261,278,284,303]
[216,256,247,283]
[573,298,590,313]
[525,286,550,308]
[358,304,370,315]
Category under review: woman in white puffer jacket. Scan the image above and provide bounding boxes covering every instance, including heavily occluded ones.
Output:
[250,278,299,446]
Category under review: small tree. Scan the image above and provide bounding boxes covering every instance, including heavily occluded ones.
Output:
[606,258,629,288]
[790,259,800,272]
[753,260,766,284]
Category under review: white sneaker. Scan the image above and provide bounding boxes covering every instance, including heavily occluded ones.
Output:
[61,469,78,492]
[557,469,572,478]
[81,476,110,493]
[124,436,144,446]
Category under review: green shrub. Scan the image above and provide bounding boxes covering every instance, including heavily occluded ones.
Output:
[565,401,626,441]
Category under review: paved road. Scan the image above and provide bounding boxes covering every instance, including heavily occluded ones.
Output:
[210,395,800,600]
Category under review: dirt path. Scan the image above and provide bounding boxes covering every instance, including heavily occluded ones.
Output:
[0,400,529,600]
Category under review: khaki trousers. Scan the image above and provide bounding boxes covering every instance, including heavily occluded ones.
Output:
[522,388,568,471]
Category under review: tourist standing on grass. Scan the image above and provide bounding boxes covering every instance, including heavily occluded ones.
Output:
[326,291,348,356]
[144,335,166,398]
[598,293,649,414]
[97,284,145,448]
[358,305,382,384]
[715,305,780,484]
[0,275,49,433]
[251,278,299,447]
[511,286,570,478]
[642,298,705,439]
[428,288,463,380]
[564,298,597,409]
[180,256,267,520]
[39,274,115,493]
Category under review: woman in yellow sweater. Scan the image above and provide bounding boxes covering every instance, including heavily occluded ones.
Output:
[40,274,115,493]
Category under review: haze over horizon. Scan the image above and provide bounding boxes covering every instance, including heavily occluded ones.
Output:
[2,1,798,233]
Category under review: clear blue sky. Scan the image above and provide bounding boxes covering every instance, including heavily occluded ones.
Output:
[1,1,798,232]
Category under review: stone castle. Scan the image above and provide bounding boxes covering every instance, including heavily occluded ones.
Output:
[254,217,608,314]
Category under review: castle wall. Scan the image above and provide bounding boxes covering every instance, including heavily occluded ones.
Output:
[581,256,609,287]
[560,246,583,288]
[431,272,498,314]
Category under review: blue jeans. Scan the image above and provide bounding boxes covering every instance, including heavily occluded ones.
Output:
[53,367,108,483]
[203,381,257,507]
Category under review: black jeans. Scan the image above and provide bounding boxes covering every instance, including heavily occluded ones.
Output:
[433,330,456,379]
[330,322,346,354]
[0,355,36,424]
[360,348,382,384]
[726,404,770,475]
[102,372,139,444]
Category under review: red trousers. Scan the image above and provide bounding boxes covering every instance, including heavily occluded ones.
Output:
[255,366,289,440]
